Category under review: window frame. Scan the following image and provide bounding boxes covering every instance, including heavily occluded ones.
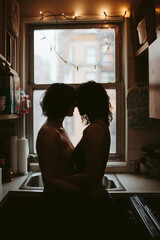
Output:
[26,22,125,161]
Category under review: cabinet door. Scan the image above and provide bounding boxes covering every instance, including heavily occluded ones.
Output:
[149,37,160,119]
[0,0,7,56]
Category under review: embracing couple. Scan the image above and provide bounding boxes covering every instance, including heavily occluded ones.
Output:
[35,81,127,239]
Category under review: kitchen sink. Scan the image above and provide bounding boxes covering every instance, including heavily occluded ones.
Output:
[19,172,126,191]
[102,174,126,191]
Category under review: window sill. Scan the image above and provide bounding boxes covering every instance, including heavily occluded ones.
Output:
[29,163,40,172]
[105,162,128,173]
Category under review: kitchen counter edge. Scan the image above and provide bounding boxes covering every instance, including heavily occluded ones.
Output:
[0,173,160,207]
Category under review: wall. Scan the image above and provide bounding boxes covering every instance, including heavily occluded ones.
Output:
[19,0,132,18]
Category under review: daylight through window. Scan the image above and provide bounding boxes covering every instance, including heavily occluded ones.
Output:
[27,24,124,160]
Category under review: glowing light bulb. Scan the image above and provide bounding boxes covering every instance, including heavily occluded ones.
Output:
[40,11,43,15]
[121,7,129,17]
[156,8,160,14]
[72,12,78,19]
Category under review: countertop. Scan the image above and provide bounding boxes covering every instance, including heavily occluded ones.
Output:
[0,173,160,206]
[113,173,160,198]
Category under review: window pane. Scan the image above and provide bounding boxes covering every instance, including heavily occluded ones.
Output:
[86,47,96,64]
[34,28,115,84]
[33,89,116,154]
[100,71,114,83]
[34,31,57,84]
[86,72,96,81]
[101,43,115,68]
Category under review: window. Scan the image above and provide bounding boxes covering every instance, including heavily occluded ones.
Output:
[101,44,114,67]
[27,24,124,161]
[100,71,114,83]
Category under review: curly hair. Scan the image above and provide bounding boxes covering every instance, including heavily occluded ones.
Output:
[40,83,75,120]
[75,81,113,126]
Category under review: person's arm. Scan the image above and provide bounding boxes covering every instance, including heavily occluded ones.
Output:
[61,124,109,187]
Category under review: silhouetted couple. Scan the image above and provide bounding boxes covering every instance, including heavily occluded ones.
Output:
[35,81,128,240]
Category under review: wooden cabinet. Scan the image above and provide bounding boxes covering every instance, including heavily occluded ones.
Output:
[149,37,160,119]
[130,0,156,83]
[155,0,160,39]
[130,0,160,119]
[135,43,148,83]
[0,0,7,56]
[0,1,20,179]
[0,0,20,71]
[130,0,157,53]
[129,0,160,122]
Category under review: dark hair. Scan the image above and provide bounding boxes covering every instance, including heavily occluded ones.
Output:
[75,81,113,126]
[40,83,75,120]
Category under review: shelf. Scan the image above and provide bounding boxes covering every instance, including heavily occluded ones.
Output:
[0,114,20,120]
[0,53,11,66]
[0,53,18,76]
[136,42,149,57]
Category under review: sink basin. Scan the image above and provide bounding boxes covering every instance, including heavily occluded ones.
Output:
[19,172,125,191]
[102,174,126,191]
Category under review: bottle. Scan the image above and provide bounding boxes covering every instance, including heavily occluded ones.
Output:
[7,168,13,182]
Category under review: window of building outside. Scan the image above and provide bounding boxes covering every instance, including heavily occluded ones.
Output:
[27,24,124,161]
[86,47,96,64]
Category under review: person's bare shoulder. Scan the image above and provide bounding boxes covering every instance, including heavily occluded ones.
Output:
[37,124,60,145]
[83,122,109,144]
[83,122,105,135]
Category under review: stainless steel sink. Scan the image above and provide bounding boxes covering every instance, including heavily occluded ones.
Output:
[102,174,126,191]
[19,172,125,191]
[20,172,43,190]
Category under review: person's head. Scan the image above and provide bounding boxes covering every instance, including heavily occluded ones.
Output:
[75,81,112,126]
[40,83,75,120]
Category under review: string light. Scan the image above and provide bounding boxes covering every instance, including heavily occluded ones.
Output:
[103,10,127,18]
[72,12,78,19]
[124,10,127,17]
[38,10,125,71]
[39,10,127,21]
